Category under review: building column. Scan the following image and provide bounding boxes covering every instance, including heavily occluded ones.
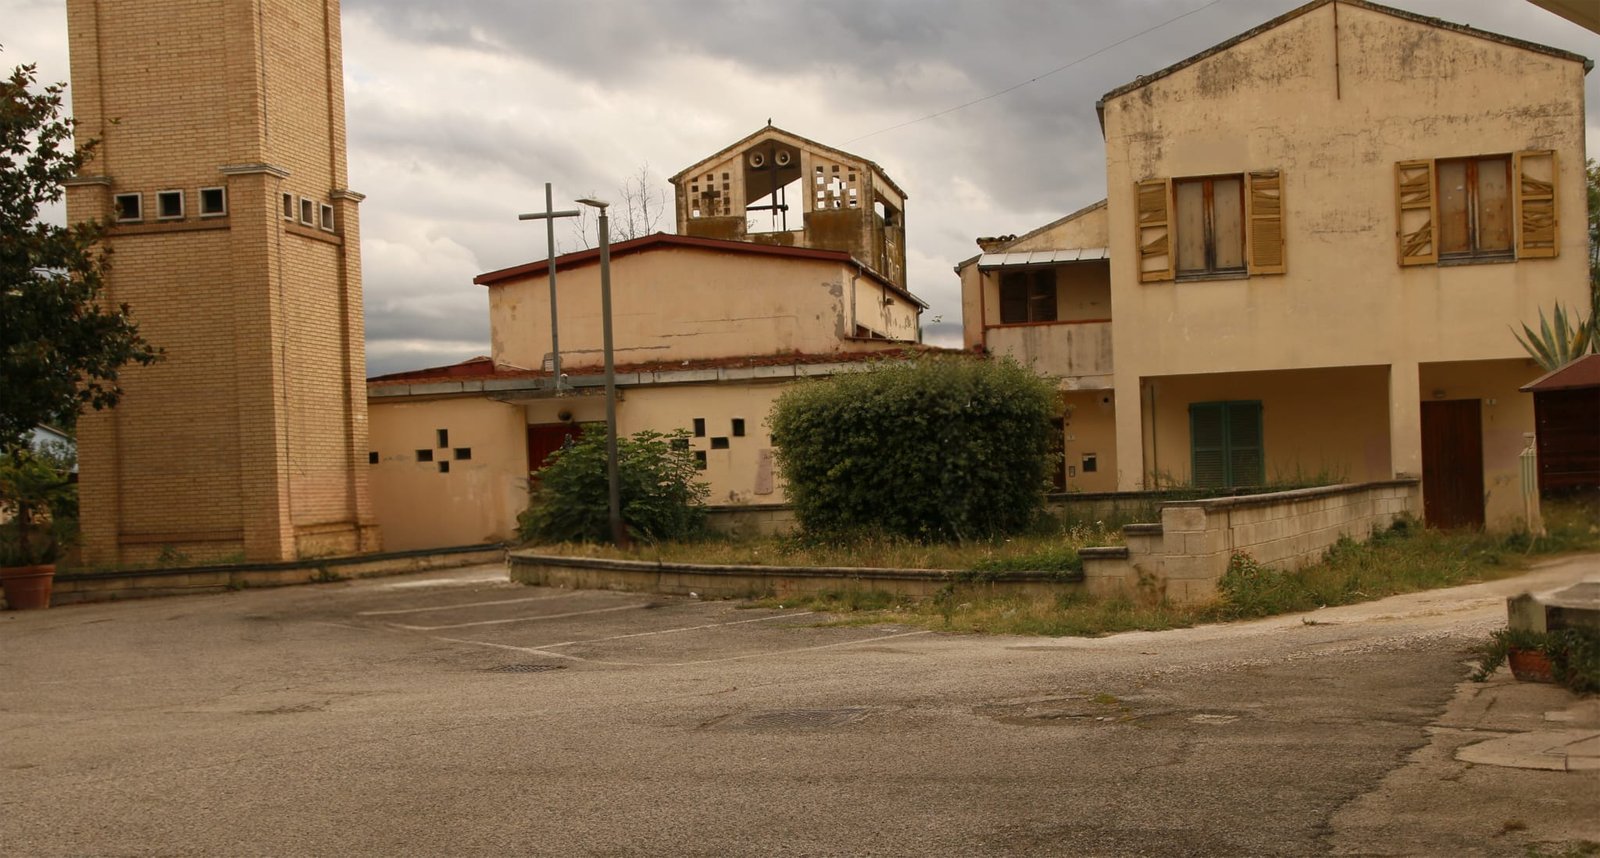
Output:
[1113,372,1146,491]
[1388,361,1422,482]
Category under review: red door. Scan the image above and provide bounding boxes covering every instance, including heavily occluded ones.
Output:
[526,423,583,475]
[1420,400,1485,530]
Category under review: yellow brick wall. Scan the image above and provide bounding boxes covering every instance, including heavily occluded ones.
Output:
[65,0,376,565]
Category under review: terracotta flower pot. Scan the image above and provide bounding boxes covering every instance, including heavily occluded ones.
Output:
[1507,647,1553,683]
[0,564,56,610]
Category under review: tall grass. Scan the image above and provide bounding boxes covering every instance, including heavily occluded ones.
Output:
[530,519,1121,571]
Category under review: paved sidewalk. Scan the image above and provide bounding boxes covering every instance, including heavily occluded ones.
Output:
[1328,571,1600,857]
[1451,675,1600,772]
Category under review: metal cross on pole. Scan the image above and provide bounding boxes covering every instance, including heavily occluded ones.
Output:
[518,184,581,390]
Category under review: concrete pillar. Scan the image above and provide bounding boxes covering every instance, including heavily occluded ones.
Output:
[1114,373,1146,490]
[1388,361,1422,481]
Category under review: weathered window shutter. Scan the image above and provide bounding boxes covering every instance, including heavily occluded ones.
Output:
[1513,150,1558,259]
[1191,401,1264,488]
[999,272,1028,324]
[1190,403,1226,488]
[1136,178,1174,282]
[1245,170,1286,275]
[1226,402,1264,487]
[1395,160,1437,267]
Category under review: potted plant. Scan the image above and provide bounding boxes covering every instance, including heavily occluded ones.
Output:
[0,442,76,610]
[1474,626,1600,692]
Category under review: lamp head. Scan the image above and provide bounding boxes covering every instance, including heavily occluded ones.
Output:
[575,197,610,210]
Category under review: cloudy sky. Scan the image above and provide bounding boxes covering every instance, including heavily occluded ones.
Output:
[6,0,1597,375]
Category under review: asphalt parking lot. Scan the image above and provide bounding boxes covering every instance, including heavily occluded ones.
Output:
[337,567,931,668]
[3,559,1597,857]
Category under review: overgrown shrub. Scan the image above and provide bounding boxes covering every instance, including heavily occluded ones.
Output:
[517,428,707,544]
[769,355,1058,541]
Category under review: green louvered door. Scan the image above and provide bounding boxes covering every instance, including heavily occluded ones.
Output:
[1190,401,1263,489]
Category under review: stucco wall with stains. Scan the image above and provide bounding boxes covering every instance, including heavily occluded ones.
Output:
[487,247,920,371]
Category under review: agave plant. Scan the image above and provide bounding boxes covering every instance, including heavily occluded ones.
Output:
[1512,302,1597,372]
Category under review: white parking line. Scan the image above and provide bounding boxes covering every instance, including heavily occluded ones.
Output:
[357,591,584,617]
[537,610,817,649]
[427,628,932,667]
[390,603,649,631]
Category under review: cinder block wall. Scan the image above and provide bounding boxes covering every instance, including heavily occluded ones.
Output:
[1084,480,1421,604]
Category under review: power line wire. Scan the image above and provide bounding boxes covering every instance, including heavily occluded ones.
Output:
[845,0,1227,145]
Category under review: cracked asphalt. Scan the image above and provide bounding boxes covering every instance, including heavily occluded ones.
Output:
[2,555,1596,856]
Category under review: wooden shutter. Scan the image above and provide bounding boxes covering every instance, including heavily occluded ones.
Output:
[1514,149,1558,259]
[1395,160,1437,267]
[1136,178,1174,282]
[1189,403,1227,488]
[999,272,1028,323]
[1226,401,1264,487]
[1245,170,1286,275]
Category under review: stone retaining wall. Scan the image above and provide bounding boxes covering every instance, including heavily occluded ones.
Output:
[509,552,1080,600]
[38,545,506,607]
[1079,480,1420,604]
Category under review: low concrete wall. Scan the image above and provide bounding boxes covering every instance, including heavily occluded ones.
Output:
[40,544,507,607]
[702,504,798,538]
[1080,480,1421,605]
[509,552,1081,600]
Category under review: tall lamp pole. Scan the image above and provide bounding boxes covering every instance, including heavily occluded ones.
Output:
[575,197,625,546]
[517,184,580,389]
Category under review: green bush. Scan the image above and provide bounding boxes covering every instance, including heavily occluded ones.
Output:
[769,355,1058,541]
[517,428,707,544]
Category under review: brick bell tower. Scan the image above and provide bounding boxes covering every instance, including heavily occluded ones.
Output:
[64,0,379,564]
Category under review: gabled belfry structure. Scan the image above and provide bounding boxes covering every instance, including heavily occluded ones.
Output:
[65,0,379,564]
[670,126,909,288]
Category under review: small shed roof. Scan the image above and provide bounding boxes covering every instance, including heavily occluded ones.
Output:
[1520,354,1600,392]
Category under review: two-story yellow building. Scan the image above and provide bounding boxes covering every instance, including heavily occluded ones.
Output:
[367,128,932,550]
[961,0,1591,528]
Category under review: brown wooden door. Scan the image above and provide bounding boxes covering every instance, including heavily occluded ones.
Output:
[527,423,583,476]
[1420,400,1485,529]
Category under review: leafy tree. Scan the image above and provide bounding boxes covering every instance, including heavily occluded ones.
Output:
[1588,158,1599,327]
[769,355,1059,541]
[518,429,707,543]
[1,62,160,451]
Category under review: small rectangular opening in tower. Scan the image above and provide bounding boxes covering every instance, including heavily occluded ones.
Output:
[156,190,184,220]
[453,447,472,460]
[693,418,705,437]
[320,203,335,231]
[693,451,707,470]
[282,193,295,220]
[416,449,433,462]
[436,429,449,448]
[368,451,379,464]
[710,437,730,450]
[731,418,745,437]
[438,461,450,473]
[114,193,142,223]
[299,197,314,226]
[199,187,227,217]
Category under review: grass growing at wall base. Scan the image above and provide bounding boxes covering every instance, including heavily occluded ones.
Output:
[528,523,1118,573]
[755,501,1600,637]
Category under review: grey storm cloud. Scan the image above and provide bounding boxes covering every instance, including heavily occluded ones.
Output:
[8,0,1598,373]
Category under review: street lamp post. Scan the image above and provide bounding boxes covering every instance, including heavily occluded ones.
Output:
[576,197,626,546]
[517,184,580,389]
